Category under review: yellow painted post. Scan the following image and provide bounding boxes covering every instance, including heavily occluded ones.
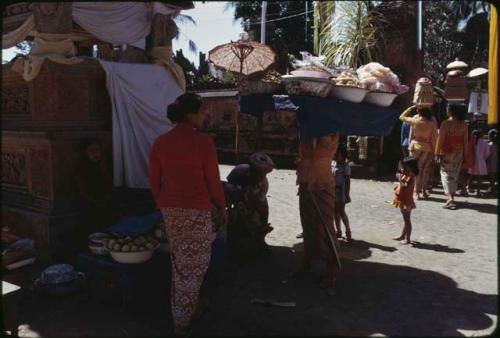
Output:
[488,3,498,125]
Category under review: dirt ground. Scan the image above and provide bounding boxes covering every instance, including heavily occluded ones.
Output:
[9,165,498,337]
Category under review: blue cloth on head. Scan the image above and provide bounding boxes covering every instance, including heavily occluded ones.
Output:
[240,94,400,137]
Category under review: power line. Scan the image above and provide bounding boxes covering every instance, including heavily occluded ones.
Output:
[249,9,313,25]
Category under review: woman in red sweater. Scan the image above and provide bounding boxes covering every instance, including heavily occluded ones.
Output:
[148,93,226,336]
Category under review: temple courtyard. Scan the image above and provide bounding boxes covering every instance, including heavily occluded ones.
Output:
[10,165,498,337]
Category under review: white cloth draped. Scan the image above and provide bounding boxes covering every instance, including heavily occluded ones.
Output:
[2,2,181,50]
[468,91,488,114]
[98,60,183,188]
[72,2,152,50]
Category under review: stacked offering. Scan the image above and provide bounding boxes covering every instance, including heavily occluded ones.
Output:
[247,70,283,95]
[356,62,409,106]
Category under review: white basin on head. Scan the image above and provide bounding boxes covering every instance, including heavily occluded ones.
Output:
[329,85,368,103]
[364,91,399,107]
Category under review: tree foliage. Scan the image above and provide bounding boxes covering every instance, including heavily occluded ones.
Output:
[319,1,386,69]
[423,0,489,86]
[229,1,314,73]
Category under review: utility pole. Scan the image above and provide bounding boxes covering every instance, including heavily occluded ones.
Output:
[417,0,422,50]
[305,1,309,44]
[261,1,267,44]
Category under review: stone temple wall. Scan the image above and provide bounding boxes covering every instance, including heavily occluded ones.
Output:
[1,60,112,250]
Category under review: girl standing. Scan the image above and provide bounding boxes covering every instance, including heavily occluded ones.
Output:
[332,146,352,241]
[468,130,491,196]
[487,129,498,193]
[391,157,419,245]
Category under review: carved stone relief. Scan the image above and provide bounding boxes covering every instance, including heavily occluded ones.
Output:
[2,3,33,18]
[1,150,28,187]
[1,87,30,116]
[29,148,51,198]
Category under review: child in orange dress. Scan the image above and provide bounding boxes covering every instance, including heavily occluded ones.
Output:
[391,157,419,244]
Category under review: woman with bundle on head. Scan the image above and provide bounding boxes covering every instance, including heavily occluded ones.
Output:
[399,105,438,200]
[434,104,469,209]
[148,93,227,336]
[295,134,341,296]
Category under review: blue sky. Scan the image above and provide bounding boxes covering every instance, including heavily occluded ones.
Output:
[173,1,244,67]
[2,1,244,67]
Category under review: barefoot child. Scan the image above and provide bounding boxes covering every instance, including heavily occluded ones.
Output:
[391,157,419,244]
[332,146,352,241]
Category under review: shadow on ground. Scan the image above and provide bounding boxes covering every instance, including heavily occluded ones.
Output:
[194,243,496,336]
[458,202,498,215]
[14,242,496,337]
[410,241,465,253]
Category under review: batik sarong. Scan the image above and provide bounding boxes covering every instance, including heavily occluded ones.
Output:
[161,207,215,331]
[440,151,464,195]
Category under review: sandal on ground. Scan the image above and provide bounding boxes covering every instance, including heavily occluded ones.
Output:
[443,202,457,210]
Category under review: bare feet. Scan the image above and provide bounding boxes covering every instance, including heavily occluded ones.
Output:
[393,236,405,241]
[400,240,411,245]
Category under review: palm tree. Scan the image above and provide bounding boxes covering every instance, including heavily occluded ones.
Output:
[318,1,386,69]
[174,13,198,53]
[313,1,335,56]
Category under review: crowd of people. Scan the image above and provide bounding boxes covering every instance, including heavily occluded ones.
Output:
[145,93,497,336]
[400,103,497,210]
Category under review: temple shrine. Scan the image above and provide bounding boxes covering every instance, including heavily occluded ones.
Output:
[1,2,193,257]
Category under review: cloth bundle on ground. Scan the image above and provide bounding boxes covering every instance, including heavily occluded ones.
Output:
[356,62,409,94]
[239,94,400,138]
[99,60,182,188]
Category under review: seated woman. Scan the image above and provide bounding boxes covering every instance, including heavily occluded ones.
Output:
[74,139,113,235]
[224,152,275,261]
[57,139,112,262]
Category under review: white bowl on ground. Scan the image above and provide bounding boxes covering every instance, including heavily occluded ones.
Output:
[364,91,399,107]
[329,85,368,103]
[109,244,159,264]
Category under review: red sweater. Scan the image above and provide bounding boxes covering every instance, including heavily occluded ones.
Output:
[148,122,225,211]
